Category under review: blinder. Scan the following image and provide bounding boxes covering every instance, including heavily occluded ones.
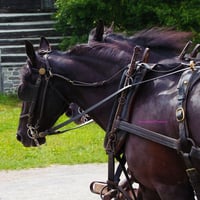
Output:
[18,82,40,102]
[18,64,48,102]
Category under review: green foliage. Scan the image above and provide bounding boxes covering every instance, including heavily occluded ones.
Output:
[55,0,200,49]
[0,94,106,170]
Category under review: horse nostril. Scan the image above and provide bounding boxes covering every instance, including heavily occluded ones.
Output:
[16,134,22,142]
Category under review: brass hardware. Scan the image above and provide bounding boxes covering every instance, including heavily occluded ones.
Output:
[189,60,195,71]
[39,67,46,75]
[176,107,185,122]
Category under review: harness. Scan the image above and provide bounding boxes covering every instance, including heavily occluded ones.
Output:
[18,47,200,199]
[176,67,200,199]
[103,59,200,199]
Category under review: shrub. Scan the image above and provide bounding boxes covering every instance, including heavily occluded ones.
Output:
[55,0,200,49]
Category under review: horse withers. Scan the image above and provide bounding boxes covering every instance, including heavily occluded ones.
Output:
[17,36,200,199]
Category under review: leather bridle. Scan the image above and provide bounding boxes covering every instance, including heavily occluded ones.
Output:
[18,51,129,146]
[18,51,69,146]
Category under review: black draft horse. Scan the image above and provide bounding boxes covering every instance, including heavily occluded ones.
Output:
[68,25,192,124]
[17,36,200,199]
[88,21,192,62]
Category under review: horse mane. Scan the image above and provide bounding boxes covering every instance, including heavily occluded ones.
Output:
[130,27,192,51]
[68,43,131,64]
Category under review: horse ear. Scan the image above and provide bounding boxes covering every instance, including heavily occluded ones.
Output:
[94,20,104,41]
[39,37,51,51]
[25,40,37,66]
[105,21,114,34]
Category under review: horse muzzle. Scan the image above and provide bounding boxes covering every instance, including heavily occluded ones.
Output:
[16,130,46,147]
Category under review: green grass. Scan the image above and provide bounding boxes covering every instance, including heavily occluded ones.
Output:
[0,94,107,170]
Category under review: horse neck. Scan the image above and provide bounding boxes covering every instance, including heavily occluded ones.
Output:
[73,67,122,129]
[104,31,185,62]
[75,87,117,129]
[104,34,134,53]
[51,52,126,130]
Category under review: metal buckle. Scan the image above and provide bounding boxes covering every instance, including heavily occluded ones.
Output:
[176,107,185,122]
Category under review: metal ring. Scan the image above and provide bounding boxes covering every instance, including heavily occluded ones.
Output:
[176,107,185,122]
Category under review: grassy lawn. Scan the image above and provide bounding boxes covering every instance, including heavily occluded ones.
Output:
[0,94,107,170]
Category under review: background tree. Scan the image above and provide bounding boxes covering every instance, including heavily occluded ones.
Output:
[55,0,200,49]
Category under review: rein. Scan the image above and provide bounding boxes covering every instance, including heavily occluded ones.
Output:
[20,52,129,143]
[20,50,196,147]
[39,64,193,138]
[20,49,200,198]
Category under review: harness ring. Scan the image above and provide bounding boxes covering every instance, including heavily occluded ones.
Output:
[176,107,185,122]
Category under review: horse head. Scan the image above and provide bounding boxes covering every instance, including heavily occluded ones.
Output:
[17,38,70,147]
[88,20,114,43]
[17,37,132,147]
